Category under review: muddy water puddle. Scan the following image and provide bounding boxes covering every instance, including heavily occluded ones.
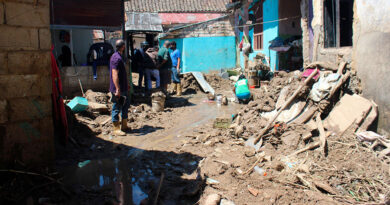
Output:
[61,158,154,204]
[139,96,241,147]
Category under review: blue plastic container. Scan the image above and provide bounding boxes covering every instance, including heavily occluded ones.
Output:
[67,96,88,112]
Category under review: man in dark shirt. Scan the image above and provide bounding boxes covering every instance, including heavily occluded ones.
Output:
[158,40,172,92]
[110,39,130,136]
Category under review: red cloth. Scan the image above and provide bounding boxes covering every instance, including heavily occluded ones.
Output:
[51,45,68,143]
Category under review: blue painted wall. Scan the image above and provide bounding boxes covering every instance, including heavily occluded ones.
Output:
[239,0,279,71]
[160,36,236,73]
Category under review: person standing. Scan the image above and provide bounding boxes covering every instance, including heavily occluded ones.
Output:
[134,41,149,88]
[157,41,172,93]
[110,40,130,136]
[169,41,182,96]
[144,46,160,92]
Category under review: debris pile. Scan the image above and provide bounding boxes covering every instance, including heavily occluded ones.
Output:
[174,62,390,204]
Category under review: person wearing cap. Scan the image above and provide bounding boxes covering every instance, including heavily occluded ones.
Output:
[233,74,252,104]
[109,39,130,136]
[169,41,182,96]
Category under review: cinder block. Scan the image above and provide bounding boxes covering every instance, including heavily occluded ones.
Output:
[39,76,52,96]
[5,2,49,27]
[0,26,39,51]
[12,0,50,6]
[39,29,51,50]
[8,95,51,122]
[0,52,7,74]
[0,74,40,99]
[0,100,7,123]
[8,51,51,75]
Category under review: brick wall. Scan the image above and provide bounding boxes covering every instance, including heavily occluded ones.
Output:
[0,0,54,166]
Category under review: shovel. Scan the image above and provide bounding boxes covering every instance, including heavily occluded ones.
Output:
[246,69,319,151]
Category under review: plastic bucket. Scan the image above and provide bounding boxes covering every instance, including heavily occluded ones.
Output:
[152,97,165,112]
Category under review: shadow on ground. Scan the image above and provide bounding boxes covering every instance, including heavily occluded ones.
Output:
[0,109,204,205]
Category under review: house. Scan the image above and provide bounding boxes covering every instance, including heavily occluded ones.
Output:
[300,0,390,133]
[233,0,303,71]
[125,0,237,73]
[51,0,124,96]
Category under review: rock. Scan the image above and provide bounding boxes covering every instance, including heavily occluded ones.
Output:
[85,89,109,104]
[134,106,143,113]
[244,147,256,157]
[208,93,215,100]
[204,141,212,146]
[247,186,260,196]
[203,194,221,205]
[222,96,228,105]
[220,199,236,205]
[235,125,244,137]
[88,101,109,113]
[248,101,258,108]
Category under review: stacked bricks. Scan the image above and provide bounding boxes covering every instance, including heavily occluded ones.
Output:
[0,0,54,166]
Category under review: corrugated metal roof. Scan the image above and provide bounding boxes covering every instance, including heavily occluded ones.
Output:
[124,0,230,13]
[125,12,163,32]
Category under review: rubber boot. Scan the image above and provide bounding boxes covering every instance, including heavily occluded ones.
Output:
[121,119,131,132]
[170,83,177,95]
[113,121,126,136]
[176,83,182,96]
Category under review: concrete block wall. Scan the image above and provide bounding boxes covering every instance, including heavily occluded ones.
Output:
[0,0,54,166]
[60,66,111,97]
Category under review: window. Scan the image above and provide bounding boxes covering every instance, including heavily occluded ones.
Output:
[323,0,354,48]
[253,1,263,50]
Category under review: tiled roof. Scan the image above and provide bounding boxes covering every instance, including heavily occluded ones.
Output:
[124,0,230,13]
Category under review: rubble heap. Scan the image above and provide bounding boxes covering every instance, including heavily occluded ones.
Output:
[178,62,389,205]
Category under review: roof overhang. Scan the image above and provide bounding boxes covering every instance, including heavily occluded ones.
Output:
[50,0,123,30]
[125,12,163,33]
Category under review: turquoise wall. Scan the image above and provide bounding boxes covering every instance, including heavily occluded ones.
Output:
[240,0,279,71]
[160,36,236,73]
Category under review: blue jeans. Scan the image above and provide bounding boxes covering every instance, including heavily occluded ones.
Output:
[92,61,109,80]
[111,92,130,122]
[171,66,180,83]
[145,69,160,90]
[138,68,145,87]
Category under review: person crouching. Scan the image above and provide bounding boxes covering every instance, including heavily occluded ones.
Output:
[233,74,252,104]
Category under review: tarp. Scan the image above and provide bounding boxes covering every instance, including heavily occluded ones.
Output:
[50,0,122,29]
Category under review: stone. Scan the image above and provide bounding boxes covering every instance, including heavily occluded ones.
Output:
[39,28,51,50]
[5,2,50,27]
[0,26,39,51]
[0,100,7,123]
[8,51,51,75]
[88,101,109,113]
[220,199,236,205]
[247,186,260,196]
[203,193,221,205]
[244,147,255,157]
[324,94,372,134]
[0,52,7,75]
[235,125,244,137]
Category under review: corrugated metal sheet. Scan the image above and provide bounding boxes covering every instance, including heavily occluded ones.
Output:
[125,12,163,32]
[50,0,122,29]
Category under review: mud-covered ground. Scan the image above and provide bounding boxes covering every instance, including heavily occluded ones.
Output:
[2,72,388,205]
